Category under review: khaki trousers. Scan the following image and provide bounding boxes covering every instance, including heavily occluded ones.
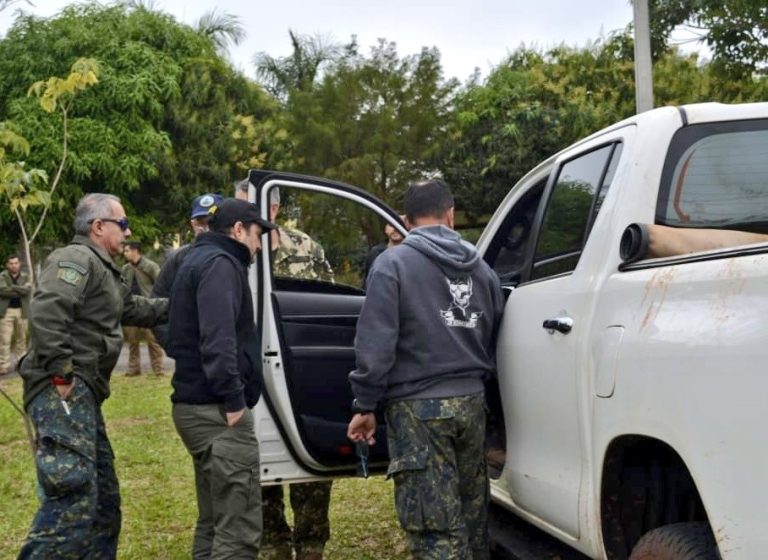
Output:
[123,326,164,374]
[0,307,27,373]
[173,403,262,559]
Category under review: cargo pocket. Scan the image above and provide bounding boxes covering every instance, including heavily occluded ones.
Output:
[36,432,92,498]
[210,428,261,510]
[387,446,451,532]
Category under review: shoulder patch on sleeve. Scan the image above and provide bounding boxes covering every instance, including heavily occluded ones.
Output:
[58,261,88,274]
[57,261,87,286]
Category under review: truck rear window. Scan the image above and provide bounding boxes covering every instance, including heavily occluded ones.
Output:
[657,119,768,233]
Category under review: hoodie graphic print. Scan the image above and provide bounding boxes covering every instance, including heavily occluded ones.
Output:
[441,276,483,328]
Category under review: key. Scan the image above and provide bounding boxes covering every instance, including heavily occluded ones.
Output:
[355,441,369,479]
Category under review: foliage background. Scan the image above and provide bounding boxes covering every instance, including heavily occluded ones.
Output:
[0,1,765,261]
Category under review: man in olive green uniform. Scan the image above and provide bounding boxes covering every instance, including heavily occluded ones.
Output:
[122,241,164,375]
[18,193,167,560]
[0,255,31,374]
[236,181,334,560]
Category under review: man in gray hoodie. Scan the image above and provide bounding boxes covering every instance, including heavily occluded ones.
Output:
[347,179,505,560]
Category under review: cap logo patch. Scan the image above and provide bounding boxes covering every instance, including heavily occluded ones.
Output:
[199,195,215,208]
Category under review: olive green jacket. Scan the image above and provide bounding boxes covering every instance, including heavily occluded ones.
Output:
[0,270,31,318]
[20,235,168,408]
[122,256,160,297]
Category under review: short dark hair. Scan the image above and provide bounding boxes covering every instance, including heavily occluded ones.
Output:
[235,178,250,194]
[404,179,454,222]
[6,255,19,262]
[125,241,142,252]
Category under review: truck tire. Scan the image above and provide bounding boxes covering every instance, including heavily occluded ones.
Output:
[629,522,718,560]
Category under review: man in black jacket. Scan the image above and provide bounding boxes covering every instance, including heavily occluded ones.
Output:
[167,198,276,559]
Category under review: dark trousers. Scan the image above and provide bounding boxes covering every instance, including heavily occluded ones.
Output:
[261,481,332,558]
[385,393,489,560]
[20,381,120,559]
[173,403,262,559]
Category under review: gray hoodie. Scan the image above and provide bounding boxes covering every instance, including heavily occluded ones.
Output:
[349,224,505,410]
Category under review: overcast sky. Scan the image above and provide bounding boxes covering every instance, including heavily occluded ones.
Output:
[0,1,646,82]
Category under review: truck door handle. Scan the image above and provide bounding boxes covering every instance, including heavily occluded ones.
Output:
[542,316,573,334]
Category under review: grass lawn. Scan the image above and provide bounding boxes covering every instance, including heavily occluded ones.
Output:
[0,373,409,559]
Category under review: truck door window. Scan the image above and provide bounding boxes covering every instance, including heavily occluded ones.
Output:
[532,143,619,280]
[267,185,398,294]
[657,121,768,232]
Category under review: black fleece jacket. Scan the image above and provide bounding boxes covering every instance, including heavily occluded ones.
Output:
[167,232,262,411]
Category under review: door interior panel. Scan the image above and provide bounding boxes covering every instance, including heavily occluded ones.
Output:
[272,290,389,468]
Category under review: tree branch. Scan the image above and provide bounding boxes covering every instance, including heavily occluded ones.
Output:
[29,105,68,244]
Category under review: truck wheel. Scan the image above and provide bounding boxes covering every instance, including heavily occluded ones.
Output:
[629,522,718,560]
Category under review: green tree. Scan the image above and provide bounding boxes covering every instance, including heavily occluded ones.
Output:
[195,8,245,54]
[440,33,766,218]
[649,0,768,77]
[0,123,47,267]
[254,30,341,101]
[295,40,456,247]
[0,3,276,248]
[0,58,99,283]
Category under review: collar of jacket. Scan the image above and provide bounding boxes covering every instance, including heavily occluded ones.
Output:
[195,231,252,266]
[71,234,121,275]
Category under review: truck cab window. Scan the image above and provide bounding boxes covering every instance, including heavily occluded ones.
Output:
[532,143,619,280]
[657,122,768,232]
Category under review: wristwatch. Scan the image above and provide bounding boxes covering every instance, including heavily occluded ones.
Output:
[351,399,375,415]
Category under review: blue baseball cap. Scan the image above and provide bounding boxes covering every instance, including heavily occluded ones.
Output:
[191,193,223,219]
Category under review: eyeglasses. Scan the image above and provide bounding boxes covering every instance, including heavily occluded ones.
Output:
[90,217,130,231]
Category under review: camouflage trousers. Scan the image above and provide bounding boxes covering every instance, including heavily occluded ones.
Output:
[260,481,333,559]
[173,403,262,560]
[19,380,120,559]
[385,393,489,560]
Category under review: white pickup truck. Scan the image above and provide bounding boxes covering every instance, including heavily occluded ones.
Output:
[245,101,768,559]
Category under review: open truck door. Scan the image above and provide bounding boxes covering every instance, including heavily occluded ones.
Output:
[244,170,406,484]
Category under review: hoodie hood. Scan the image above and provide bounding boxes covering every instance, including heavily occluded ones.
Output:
[403,224,480,272]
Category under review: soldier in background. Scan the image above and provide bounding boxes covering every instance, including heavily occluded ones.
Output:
[122,242,164,376]
[0,254,32,375]
[18,193,167,559]
[236,180,333,560]
[151,193,222,349]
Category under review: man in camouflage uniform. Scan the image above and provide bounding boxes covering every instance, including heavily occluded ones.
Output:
[18,193,168,559]
[121,241,164,375]
[272,225,335,282]
[236,181,334,560]
[0,254,32,375]
[347,180,505,560]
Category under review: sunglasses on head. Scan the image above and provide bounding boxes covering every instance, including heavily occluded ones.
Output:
[90,217,130,231]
